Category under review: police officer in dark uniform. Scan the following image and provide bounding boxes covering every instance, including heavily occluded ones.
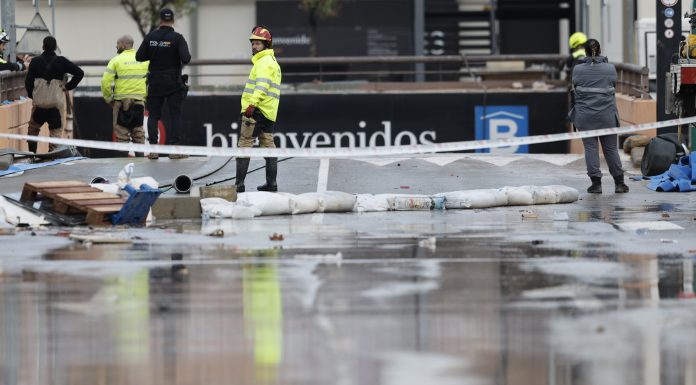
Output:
[136,8,191,159]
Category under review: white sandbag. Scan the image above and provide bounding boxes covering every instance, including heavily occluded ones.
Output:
[504,186,534,206]
[302,191,357,213]
[389,194,434,211]
[531,186,559,205]
[237,192,292,216]
[200,197,261,219]
[439,189,508,209]
[353,194,390,212]
[280,192,320,214]
[544,185,579,203]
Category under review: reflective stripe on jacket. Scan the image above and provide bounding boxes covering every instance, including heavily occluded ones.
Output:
[569,56,620,130]
[572,47,585,59]
[241,49,282,122]
[101,49,149,102]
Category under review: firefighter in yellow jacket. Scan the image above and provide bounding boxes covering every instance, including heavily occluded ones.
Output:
[101,35,149,156]
[236,26,282,192]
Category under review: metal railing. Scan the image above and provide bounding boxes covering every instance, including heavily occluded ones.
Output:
[1,55,651,98]
[74,54,568,84]
[0,71,27,101]
[614,62,650,99]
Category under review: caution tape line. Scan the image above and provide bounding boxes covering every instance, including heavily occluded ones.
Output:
[0,116,694,158]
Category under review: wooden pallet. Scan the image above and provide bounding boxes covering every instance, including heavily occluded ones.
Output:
[20,181,126,225]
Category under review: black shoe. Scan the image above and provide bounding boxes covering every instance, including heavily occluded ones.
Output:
[614,175,629,193]
[257,183,278,192]
[587,176,602,194]
[235,157,250,193]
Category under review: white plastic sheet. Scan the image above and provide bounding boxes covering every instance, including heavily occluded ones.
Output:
[0,196,49,226]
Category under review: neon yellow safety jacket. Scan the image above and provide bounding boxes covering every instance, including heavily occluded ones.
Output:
[241,49,281,122]
[572,47,585,60]
[101,49,149,102]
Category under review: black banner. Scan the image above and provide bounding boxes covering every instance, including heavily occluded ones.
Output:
[257,0,414,58]
[73,91,569,158]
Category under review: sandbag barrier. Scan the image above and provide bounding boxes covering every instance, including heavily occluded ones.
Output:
[200,185,580,219]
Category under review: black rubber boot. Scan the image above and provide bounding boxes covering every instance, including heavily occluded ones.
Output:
[235,157,250,193]
[587,176,602,194]
[28,141,37,154]
[257,157,278,192]
[614,175,629,193]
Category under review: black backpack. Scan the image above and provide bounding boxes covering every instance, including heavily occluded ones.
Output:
[641,133,687,176]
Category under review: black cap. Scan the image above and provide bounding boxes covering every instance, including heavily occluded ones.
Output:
[160,8,174,21]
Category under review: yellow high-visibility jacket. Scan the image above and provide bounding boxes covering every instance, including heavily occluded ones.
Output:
[241,49,282,122]
[101,49,149,102]
[572,47,585,60]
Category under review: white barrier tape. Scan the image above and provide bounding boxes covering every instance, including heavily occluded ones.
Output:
[1,116,695,158]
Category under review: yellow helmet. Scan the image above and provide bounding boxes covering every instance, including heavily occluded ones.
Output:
[569,32,588,49]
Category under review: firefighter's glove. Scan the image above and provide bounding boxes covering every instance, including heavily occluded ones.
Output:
[244,105,256,118]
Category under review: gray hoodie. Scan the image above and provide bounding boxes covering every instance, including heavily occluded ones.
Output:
[568,56,620,130]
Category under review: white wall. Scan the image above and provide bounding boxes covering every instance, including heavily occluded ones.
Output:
[584,1,624,63]
[9,0,255,87]
[637,0,656,19]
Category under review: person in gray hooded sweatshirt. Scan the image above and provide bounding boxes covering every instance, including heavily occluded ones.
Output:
[569,39,629,194]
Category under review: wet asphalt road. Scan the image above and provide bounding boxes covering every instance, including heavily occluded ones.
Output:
[1,154,696,384]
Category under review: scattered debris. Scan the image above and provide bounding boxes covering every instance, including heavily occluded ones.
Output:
[418,236,437,251]
[269,233,284,241]
[596,325,605,333]
[660,238,678,244]
[616,221,684,232]
[521,210,538,219]
[208,229,224,237]
[661,212,671,218]
[20,180,126,226]
[0,223,15,235]
[531,240,544,245]
[399,186,410,189]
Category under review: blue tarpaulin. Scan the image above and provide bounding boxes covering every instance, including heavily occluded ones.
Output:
[0,157,86,178]
[647,153,696,192]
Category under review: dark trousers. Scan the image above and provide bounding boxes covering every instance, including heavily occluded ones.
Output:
[580,133,624,178]
[146,90,183,145]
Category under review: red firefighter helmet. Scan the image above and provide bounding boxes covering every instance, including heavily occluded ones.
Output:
[249,26,272,48]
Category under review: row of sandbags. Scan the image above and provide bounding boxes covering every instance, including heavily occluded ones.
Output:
[200,185,579,219]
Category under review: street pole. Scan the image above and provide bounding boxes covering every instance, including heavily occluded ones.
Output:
[1,0,17,61]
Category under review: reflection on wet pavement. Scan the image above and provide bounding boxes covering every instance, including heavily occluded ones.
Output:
[1,193,695,385]
[1,227,696,385]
